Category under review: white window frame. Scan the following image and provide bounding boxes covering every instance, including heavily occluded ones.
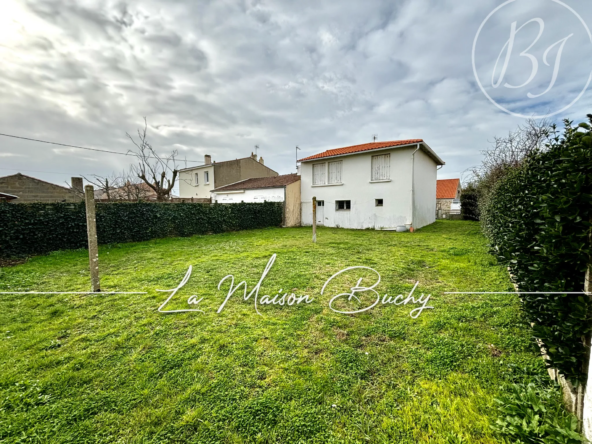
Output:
[328,161,342,184]
[194,172,199,185]
[204,171,210,184]
[371,154,390,181]
[312,163,326,185]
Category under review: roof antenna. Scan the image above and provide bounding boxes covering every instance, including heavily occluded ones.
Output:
[296,145,301,170]
[254,145,259,157]
[373,134,378,142]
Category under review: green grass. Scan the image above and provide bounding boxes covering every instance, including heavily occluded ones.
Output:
[0,221,549,443]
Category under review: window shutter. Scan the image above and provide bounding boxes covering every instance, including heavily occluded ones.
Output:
[313,163,326,185]
[371,154,390,181]
[328,161,342,184]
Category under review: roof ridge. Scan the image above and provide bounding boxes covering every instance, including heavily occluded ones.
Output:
[0,173,74,192]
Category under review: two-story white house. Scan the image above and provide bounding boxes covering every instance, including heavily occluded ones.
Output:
[298,139,445,230]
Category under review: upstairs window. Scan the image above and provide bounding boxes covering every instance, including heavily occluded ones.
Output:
[371,154,390,181]
[204,171,210,184]
[328,161,342,184]
[313,163,326,185]
[194,173,199,185]
[375,199,383,206]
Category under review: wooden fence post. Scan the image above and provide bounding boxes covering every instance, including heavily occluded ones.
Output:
[312,197,317,243]
[84,185,100,292]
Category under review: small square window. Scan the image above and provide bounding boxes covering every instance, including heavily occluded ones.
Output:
[375,199,383,207]
[336,200,351,210]
[317,200,324,207]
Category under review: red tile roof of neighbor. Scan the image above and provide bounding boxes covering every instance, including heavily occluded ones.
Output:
[437,179,460,199]
[298,139,424,162]
[213,174,300,192]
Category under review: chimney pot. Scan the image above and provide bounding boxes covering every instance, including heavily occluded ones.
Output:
[259,157,264,165]
[71,177,83,193]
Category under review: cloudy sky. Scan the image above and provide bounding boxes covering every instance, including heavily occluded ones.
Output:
[1,0,591,190]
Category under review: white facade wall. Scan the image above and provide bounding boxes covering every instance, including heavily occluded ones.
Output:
[300,148,417,229]
[412,149,437,229]
[179,166,214,199]
[212,187,284,203]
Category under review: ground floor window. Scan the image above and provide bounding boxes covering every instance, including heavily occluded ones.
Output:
[317,200,324,207]
[375,199,383,206]
[335,200,351,210]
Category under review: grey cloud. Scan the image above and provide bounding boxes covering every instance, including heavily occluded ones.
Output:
[1,0,590,188]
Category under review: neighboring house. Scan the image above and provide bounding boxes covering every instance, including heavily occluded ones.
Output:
[436,179,461,217]
[211,174,301,227]
[0,174,83,203]
[98,182,157,201]
[298,140,445,230]
[0,192,18,202]
[178,153,278,199]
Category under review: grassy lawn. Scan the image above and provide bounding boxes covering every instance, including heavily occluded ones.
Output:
[0,221,547,443]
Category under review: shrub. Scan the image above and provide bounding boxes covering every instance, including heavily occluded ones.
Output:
[492,383,584,444]
[481,115,592,383]
[0,201,284,258]
[460,184,480,221]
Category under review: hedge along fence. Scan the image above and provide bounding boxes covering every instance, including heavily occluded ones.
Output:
[0,201,284,258]
[460,185,480,221]
[480,115,592,384]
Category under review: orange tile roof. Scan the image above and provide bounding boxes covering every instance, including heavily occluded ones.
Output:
[436,179,460,199]
[298,139,424,162]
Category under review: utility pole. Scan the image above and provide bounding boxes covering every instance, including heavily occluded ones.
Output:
[84,184,100,292]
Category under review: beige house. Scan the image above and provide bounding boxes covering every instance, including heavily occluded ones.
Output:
[211,174,301,227]
[0,174,83,203]
[178,153,278,199]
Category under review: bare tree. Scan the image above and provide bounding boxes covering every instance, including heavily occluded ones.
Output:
[467,118,553,189]
[116,167,153,201]
[128,118,179,202]
[81,172,122,201]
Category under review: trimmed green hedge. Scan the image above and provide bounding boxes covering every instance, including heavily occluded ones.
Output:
[481,116,592,383]
[0,201,284,258]
[460,186,480,221]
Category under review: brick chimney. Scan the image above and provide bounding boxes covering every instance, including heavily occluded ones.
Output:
[205,154,211,165]
[259,157,264,165]
[71,177,83,194]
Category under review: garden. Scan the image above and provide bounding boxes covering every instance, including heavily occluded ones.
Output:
[0,221,572,443]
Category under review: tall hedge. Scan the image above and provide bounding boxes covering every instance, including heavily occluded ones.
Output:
[481,116,592,383]
[460,185,480,221]
[0,201,283,258]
